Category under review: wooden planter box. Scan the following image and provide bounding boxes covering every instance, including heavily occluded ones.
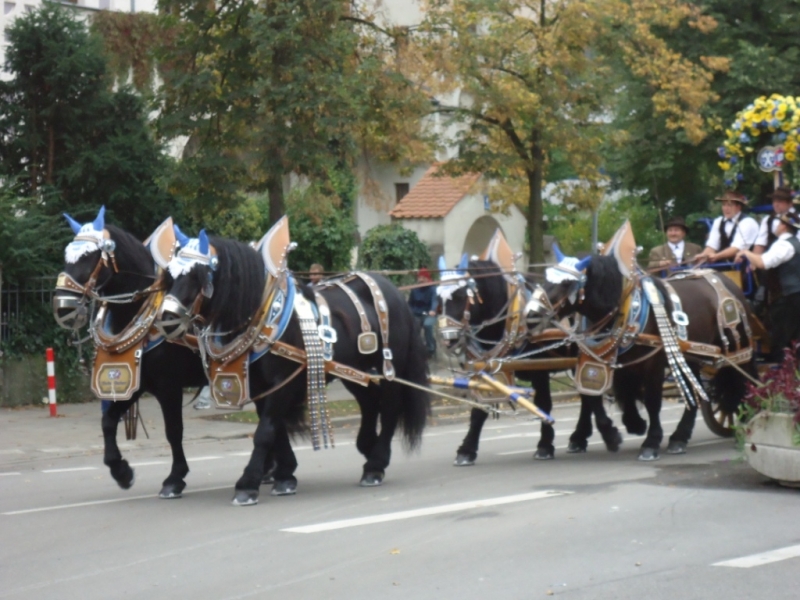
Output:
[745,411,800,487]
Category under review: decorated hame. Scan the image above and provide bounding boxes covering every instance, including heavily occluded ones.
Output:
[719,94,800,188]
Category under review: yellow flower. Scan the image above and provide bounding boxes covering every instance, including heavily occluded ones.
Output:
[718,162,730,171]
[785,152,797,162]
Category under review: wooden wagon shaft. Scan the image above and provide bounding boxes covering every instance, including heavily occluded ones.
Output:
[428,374,535,397]
[478,373,555,424]
[467,357,578,372]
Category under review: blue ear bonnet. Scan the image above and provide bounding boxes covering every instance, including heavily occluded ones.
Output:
[198,230,209,256]
[457,253,468,274]
[174,224,191,248]
[64,205,106,235]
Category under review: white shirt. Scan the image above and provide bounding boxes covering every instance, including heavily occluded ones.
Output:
[761,233,798,269]
[705,214,759,251]
[755,211,800,247]
[669,241,685,263]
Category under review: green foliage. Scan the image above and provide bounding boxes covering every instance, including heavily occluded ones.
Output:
[0,186,67,285]
[546,195,665,258]
[606,0,800,215]
[357,224,430,285]
[284,185,357,274]
[156,0,430,224]
[0,5,174,240]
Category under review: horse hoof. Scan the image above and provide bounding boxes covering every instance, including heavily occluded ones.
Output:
[566,442,587,454]
[603,430,623,453]
[159,483,185,499]
[453,453,476,466]
[533,448,554,460]
[360,471,384,487]
[231,490,259,506]
[111,461,135,489]
[638,448,660,461]
[666,441,687,455]
[261,473,275,485]
[271,479,297,496]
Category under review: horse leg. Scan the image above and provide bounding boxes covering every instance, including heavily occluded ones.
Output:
[254,399,277,484]
[567,395,594,453]
[454,408,489,466]
[592,394,622,452]
[101,397,137,489]
[232,406,277,507]
[353,388,379,461]
[154,384,190,499]
[531,371,555,460]
[269,421,298,496]
[620,388,648,435]
[667,402,697,455]
[638,370,665,461]
[359,382,403,487]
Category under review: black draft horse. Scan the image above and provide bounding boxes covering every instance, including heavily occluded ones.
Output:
[439,259,622,465]
[53,211,207,498]
[543,254,756,460]
[157,231,430,506]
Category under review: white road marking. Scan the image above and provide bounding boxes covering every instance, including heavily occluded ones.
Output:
[42,467,98,474]
[0,449,25,455]
[713,544,800,568]
[2,485,233,515]
[129,461,168,467]
[40,447,86,454]
[281,490,572,533]
[186,456,222,462]
[0,472,21,477]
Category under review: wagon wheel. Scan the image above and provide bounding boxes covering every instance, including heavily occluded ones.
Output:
[699,379,736,438]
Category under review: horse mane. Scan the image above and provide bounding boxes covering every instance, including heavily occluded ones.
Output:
[582,255,624,320]
[205,236,266,333]
[105,224,153,277]
[468,259,508,345]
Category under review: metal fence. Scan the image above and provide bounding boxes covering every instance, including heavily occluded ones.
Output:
[0,275,57,343]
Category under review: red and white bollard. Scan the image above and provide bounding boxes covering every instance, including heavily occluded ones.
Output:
[46,347,57,417]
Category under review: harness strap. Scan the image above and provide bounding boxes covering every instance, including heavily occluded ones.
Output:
[353,273,394,381]
[313,291,336,361]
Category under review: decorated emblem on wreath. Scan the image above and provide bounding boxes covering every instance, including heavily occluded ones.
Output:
[718,94,799,189]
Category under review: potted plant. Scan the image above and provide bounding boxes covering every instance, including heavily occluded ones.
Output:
[738,349,800,487]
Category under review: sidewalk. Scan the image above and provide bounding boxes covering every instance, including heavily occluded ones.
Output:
[0,366,579,469]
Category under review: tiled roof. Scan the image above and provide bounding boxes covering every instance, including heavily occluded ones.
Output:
[390,166,482,219]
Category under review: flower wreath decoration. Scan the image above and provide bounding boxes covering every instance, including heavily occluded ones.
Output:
[718,94,799,188]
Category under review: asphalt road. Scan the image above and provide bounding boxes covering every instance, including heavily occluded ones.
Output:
[2,401,798,600]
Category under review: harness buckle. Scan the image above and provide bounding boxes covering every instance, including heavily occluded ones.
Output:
[382,348,393,361]
[318,324,338,344]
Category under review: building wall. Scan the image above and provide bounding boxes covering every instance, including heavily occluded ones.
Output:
[355,161,429,238]
[444,195,527,270]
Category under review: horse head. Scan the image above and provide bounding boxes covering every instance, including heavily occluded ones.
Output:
[541,245,592,319]
[54,206,118,330]
[156,228,218,339]
[543,247,624,324]
[436,254,509,353]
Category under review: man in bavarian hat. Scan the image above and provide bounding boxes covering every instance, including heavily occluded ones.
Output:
[736,211,800,361]
[648,216,703,269]
[694,190,759,264]
[752,187,799,306]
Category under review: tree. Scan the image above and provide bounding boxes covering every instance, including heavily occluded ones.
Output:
[156,0,431,230]
[606,0,800,218]
[416,0,723,264]
[0,5,173,239]
[358,224,430,285]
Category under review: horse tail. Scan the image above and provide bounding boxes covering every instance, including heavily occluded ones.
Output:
[710,358,756,416]
[395,298,431,451]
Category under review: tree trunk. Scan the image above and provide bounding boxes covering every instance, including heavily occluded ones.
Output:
[267,172,285,226]
[527,138,545,267]
[47,125,55,185]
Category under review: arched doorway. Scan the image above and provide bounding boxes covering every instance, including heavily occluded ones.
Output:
[462,216,503,258]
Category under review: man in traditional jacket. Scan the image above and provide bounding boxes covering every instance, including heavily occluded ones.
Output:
[752,187,798,307]
[694,190,759,264]
[647,216,702,269]
[736,212,800,361]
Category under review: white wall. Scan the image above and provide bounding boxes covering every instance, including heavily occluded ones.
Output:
[355,160,428,238]
[444,194,527,269]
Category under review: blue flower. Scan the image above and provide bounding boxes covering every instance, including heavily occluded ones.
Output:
[737,173,744,181]
[759,120,768,129]
[717,147,727,158]
[724,179,733,187]
[739,133,750,143]
[778,133,787,141]
[771,118,781,128]
[730,156,738,164]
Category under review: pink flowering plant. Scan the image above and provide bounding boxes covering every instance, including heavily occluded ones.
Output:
[737,347,800,446]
